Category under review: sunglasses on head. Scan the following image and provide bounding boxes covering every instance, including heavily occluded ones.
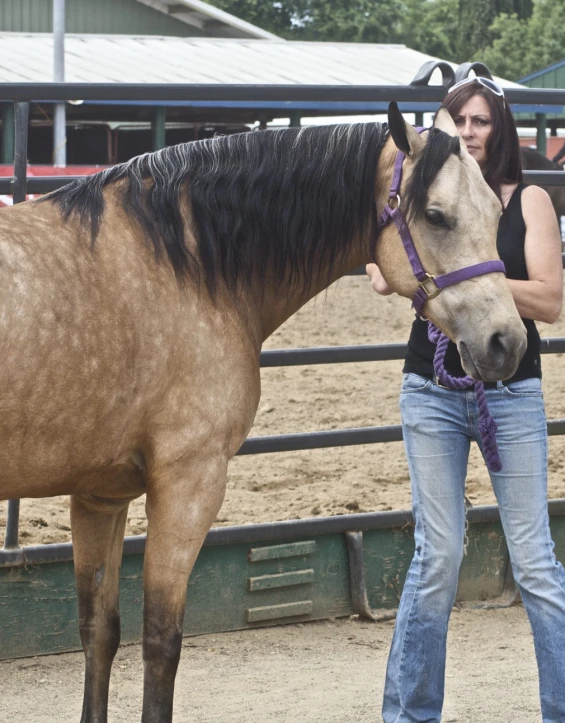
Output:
[447,76,505,98]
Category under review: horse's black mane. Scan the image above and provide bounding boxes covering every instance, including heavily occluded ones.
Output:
[45,123,459,296]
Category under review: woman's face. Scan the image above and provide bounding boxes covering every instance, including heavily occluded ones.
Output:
[451,93,492,168]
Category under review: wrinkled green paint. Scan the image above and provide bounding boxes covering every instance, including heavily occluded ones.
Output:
[1,518,564,660]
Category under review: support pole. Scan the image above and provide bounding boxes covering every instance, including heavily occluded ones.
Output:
[3,100,29,550]
[4,500,20,549]
[53,0,66,166]
[2,103,14,163]
[536,113,547,157]
[289,111,301,128]
[414,111,424,127]
[152,106,166,151]
[12,102,29,204]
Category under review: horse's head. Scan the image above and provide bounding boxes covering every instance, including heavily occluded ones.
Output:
[375,103,527,382]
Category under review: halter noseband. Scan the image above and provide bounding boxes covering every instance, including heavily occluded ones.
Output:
[378,140,506,315]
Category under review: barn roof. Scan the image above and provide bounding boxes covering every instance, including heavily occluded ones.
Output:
[0,33,557,119]
[0,33,515,88]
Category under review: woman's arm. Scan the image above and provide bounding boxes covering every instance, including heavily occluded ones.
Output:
[366,263,394,295]
[506,185,563,324]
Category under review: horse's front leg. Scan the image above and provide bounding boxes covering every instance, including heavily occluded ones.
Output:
[141,454,228,723]
[71,494,131,723]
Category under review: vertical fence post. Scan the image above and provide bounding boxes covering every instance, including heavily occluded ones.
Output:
[3,100,29,550]
[536,112,547,156]
[289,111,301,128]
[152,106,166,151]
[2,103,14,163]
[12,101,29,203]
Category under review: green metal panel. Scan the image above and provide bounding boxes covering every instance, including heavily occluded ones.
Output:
[1,517,565,660]
[519,63,565,121]
[363,527,414,609]
[523,66,565,90]
[0,0,206,36]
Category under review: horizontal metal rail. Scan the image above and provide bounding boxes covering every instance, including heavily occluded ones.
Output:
[259,337,565,366]
[2,498,565,568]
[1,169,562,196]
[238,418,565,455]
[0,82,564,105]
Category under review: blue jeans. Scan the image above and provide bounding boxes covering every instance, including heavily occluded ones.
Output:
[383,374,565,723]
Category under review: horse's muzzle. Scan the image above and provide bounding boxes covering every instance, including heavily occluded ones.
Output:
[458,325,528,382]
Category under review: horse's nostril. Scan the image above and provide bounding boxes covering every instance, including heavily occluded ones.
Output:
[488,332,508,364]
[490,332,505,352]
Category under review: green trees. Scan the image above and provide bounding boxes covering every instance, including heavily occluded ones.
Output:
[212,0,564,80]
[482,0,565,78]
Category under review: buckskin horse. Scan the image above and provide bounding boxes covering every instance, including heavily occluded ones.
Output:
[0,103,525,722]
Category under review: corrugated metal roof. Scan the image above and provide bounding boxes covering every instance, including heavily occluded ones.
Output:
[0,33,520,88]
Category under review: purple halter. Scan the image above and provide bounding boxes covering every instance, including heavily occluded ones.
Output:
[378,141,504,472]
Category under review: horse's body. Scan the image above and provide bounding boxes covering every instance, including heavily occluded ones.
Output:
[0,194,258,500]
[0,106,526,722]
[520,146,565,221]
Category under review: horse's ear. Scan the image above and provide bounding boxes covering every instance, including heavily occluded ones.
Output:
[387,102,425,157]
[433,107,458,137]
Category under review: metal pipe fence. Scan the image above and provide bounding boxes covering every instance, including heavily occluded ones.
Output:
[1,80,565,560]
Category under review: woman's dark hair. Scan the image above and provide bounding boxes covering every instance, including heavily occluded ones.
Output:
[440,82,522,198]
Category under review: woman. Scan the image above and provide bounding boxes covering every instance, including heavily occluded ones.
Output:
[368,77,565,722]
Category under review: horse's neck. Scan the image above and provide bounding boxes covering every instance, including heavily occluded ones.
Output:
[256,139,398,342]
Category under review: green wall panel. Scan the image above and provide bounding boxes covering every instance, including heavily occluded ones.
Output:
[0,0,205,37]
[1,516,565,660]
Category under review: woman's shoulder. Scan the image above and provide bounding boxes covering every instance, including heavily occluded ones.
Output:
[521,184,551,201]
[520,185,554,221]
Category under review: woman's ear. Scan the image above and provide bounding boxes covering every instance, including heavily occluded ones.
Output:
[387,102,425,157]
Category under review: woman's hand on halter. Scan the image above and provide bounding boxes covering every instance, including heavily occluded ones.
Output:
[366,263,394,296]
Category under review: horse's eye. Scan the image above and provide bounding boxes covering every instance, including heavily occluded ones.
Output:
[425,209,447,227]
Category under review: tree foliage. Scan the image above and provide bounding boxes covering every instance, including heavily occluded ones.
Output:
[482,0,565,79]
[211,0,564,80]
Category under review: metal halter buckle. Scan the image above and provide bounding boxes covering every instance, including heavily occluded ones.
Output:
[388,194,401,210]
[418,273,441,300]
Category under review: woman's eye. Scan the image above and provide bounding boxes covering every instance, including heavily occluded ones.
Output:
[425,209,447,227]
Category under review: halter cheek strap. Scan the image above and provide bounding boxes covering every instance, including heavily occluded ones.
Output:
[377,146,506,315]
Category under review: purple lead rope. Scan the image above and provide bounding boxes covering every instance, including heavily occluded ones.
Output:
[427,322,502,472]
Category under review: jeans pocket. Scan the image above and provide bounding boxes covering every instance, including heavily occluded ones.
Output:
[400,373,432,394]
[502,377,543,397]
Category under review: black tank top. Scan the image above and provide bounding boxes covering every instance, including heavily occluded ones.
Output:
[403,183,541,382]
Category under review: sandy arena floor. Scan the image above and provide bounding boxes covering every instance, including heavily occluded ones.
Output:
[0,607,546,722]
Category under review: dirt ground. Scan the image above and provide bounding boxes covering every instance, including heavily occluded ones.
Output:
[0,607,545,722]
[2,274,565,545]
